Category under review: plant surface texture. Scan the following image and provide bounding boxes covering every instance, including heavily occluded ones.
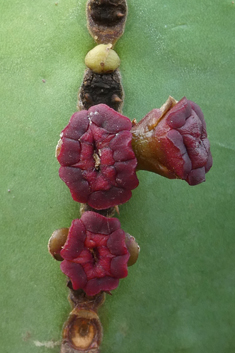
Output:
[1,1,235,353]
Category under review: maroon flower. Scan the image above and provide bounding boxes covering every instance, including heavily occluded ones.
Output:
[60,211,130,296]
[131,96,212,185]
[57,104,139,209]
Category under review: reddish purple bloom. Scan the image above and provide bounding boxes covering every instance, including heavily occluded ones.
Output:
[57,104,139,209]
[60,211,130,296]
[131,97,212,185]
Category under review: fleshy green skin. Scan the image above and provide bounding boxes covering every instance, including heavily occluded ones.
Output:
[1,1,234,353]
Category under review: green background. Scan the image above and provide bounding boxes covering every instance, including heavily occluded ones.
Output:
[1,0,235,352]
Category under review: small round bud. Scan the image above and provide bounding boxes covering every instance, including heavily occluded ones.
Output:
[48,228,69,261]
[85,44,120,74]
[125,233,140,266]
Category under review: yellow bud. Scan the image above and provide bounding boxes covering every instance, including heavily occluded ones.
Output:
[85,44,120,74]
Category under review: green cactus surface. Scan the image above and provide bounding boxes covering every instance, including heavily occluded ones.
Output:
[1,1,235,352]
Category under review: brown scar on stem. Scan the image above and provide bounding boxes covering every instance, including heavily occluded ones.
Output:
[86,0,128,45]
[61,307,102,353]
[78,69,124,113]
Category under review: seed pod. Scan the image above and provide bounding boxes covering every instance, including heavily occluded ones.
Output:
[48,228,69,261]
[61,307,102,353]
[78,69,124,112]
[85,44,120,74]
[86,0,128,45]
[125,233,140,266]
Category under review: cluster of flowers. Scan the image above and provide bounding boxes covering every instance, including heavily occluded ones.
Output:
[56,98,212,295]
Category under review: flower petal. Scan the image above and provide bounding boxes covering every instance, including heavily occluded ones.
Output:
[110,254,129,278]
[81,211,120,235]
[89,104,132,133]
[166,97,191,129]
[60,261,87,290]
[60,219,86,260]
[110,131,136,162]
[57,138,81,167]
[62,110,89,140]
[88,187,132,210]
[59,167,90,203]
[186,167,206,186]
[85,277,119,296]
[166,129,192,178]
[107,229,129,256]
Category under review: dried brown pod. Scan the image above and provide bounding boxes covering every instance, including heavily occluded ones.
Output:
[86,0,128,45]
[78,69,124,112]
[61,306,103,353]
[48,228,69,261]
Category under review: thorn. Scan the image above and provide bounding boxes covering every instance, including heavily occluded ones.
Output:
[84,93,93,104]
[116,12,125,19]
[132,118,137,126]
[111,94,122,103]
[114,205,120,215]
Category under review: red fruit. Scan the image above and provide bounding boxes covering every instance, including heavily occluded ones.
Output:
[60,211,130,296]
[131,97,212,185]
[57,104,139,209]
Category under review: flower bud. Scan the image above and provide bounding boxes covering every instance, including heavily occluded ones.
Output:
[125,233,140,266]
[131,97,212,185]
[48,228,69,261]
[85,44,120,74]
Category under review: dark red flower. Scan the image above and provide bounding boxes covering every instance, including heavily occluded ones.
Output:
[60,211,130,296]
[131,96,212,185]
[57,104,139,209]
